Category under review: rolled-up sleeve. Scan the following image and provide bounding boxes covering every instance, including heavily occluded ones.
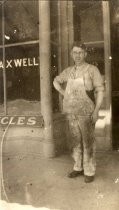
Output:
[92,66,105,92]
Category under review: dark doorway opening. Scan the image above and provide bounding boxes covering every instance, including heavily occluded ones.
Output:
[111,2,119,150]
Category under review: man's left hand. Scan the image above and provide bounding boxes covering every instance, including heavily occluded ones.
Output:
[91,111,98,125]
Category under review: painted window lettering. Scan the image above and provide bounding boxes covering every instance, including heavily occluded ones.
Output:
[0,57,39,69]
[0,116,37,126]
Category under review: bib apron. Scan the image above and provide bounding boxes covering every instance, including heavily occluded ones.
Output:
[63,66,96,176]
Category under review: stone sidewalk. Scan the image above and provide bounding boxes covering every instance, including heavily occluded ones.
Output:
[1,151,119,210]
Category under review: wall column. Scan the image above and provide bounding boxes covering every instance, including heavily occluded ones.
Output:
[102,1,112,149]
[39,0,55,158]
[58,1,74,110]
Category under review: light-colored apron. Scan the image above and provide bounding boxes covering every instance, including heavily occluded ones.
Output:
[63,76,95,115]
[63,67,96,176]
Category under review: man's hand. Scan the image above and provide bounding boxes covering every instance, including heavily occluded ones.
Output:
[53,79,65,96]
[59,88,65,96]
[91,91,104,125]
[91,110,98,125]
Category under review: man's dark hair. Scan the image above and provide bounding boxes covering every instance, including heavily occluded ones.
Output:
[71,41,87,51]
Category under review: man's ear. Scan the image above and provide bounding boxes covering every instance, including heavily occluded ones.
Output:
[70,49,74,58]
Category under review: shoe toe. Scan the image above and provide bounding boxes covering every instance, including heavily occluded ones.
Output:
[84,175,94,183]
[68,170,83,178]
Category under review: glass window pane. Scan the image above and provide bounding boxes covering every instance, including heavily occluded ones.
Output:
[86,45,105,75]
[80,3,103,42]
[4,0,39,44]
[73,1,104,75]
[6,44,40,115]
[73,1,103,42]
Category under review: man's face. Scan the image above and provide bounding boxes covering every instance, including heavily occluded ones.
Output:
[71,46,87,65]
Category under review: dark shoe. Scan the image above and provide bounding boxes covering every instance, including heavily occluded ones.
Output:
[84,175,94,183]
[68,170,84,178]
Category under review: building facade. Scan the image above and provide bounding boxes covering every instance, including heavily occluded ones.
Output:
[0,0,118,157]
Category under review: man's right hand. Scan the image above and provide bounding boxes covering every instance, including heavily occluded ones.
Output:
[59,88,65,96]
[53,79,65,96]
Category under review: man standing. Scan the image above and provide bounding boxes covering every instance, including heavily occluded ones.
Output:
[53,41,104,183]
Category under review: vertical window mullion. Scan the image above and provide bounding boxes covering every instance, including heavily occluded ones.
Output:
[2,0,7,115]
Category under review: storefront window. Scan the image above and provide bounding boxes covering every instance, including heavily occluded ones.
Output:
[6,44,40,115]
[4,0,39,44]
[0,0,41,116]
[0,1,106,116]
[73,1,105,76]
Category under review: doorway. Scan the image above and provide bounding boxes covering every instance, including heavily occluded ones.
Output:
[111,23,119,150]
[110,0,119,150]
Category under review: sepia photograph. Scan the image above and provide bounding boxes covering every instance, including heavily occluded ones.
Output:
[0,0,119,209]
